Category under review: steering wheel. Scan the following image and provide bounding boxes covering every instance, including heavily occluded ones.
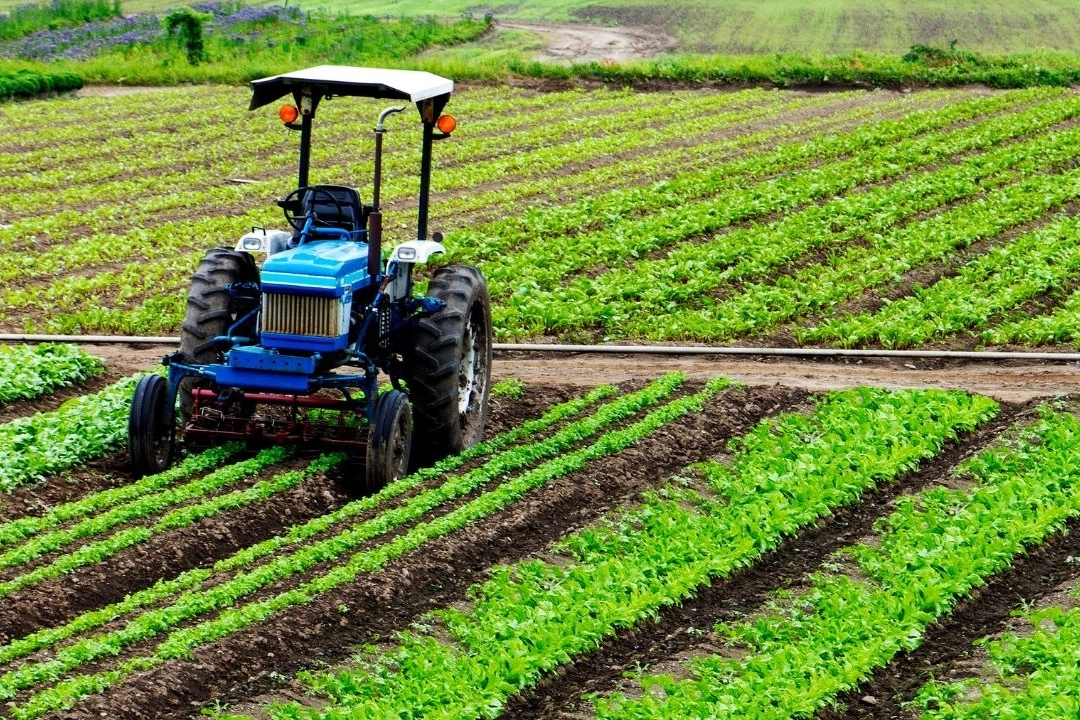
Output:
[279,186,346,233]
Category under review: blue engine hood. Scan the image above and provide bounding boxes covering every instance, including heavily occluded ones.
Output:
[261,240,372,296]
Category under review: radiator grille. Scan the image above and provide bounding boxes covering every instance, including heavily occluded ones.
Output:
[262,293,341,337]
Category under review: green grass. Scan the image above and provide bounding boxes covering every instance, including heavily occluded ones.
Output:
[0,9,492,86]
[0,0,120,41]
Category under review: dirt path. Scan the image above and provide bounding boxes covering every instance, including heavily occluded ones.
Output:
[80,342,1080,404]
[491,352,1080,403]
[497,20,677,63]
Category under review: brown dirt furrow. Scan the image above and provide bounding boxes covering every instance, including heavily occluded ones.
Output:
[59,384,803,720]
[499,397,1036,720]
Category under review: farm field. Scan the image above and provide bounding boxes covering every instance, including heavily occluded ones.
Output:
[7,82,1080,350]
[2,355,1080,719]
[8,48,1080,720]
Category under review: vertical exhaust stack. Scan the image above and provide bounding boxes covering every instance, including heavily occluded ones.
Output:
[369,105,405,281]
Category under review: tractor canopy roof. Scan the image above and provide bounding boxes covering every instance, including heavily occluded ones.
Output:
[249,65,453,112]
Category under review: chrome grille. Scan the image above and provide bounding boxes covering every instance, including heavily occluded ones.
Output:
[262,293,341,337]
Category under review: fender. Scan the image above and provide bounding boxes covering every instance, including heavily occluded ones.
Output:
[390,239,446,264]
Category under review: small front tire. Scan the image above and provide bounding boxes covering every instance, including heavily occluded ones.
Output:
[364,390,412,493]
[128,374,175,477]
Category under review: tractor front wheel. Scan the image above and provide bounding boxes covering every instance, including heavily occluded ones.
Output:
[178,248,260,425]
[404,264,492,467]
[365,389,412,492]
[128,374,175,477]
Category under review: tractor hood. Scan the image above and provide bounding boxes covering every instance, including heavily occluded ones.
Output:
[261,240,372,297]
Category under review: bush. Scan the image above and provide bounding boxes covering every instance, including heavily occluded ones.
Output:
[0,68,82,100]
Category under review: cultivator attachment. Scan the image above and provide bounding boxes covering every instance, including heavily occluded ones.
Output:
[183,387,368,452]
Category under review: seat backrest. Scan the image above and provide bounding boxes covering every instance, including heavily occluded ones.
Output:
[303,185,364,234]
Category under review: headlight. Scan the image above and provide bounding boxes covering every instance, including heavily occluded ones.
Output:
[238,234,267,252]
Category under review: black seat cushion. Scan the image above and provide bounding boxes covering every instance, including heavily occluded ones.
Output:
[303,185,364,233]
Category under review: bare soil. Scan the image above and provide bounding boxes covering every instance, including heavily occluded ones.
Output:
[496,20,677,63]
[78,341,1080,406]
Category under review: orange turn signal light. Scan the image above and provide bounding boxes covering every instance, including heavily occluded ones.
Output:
[436,114,457,134]
[279,104,299,124]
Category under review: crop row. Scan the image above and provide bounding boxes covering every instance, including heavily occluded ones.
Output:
[1,84,892,248]
[0,381,617,596]
[802,211,1080,347]
[0,375,715,717]
[0,343,102,406]
[4,84,746,178]
[0,86,816,229]
[916,585,1080,718]
[0,444,241,547]
[0,91,860,277]
[7,87,1044,335]
[0,446,298,599]
[485,96,1078,300]
[634,134,1080,342]
[983,289,1080,346]
[0,382,617,669]
[249,386,996,719]
[493,95,1080,335]
[0,90,962,334]
[9,83,1080,347]
[0,373,139,491]
[595,404,1080,719]
[452,87,1049,270]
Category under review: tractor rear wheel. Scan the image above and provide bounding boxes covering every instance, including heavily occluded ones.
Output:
[128,374,175,476]
[404,264,492,467]
[365,389,412,492]
[178,248,260,424]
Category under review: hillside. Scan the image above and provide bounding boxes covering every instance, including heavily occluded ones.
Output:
[69,0,1080,56]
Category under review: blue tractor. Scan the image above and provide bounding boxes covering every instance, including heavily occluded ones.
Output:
[127,66,493,490]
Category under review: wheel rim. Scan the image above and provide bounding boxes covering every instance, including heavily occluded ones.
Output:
[457,313,479,417]
[151,419,173,469]
[389,403,410,479]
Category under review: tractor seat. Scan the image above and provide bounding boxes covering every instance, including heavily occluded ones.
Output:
[303,184,366,237]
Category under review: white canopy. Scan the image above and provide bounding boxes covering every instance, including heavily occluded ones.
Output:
[250,65,453,110]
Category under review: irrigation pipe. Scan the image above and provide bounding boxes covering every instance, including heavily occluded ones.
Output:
[2,334,1080,362]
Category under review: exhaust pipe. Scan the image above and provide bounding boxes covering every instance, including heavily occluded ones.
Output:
[369,105,406,281]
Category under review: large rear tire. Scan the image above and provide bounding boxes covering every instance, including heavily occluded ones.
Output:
[365,389,412,492]
[178,248,260,424]
[404,264,492,467]
[128,374,175,477]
